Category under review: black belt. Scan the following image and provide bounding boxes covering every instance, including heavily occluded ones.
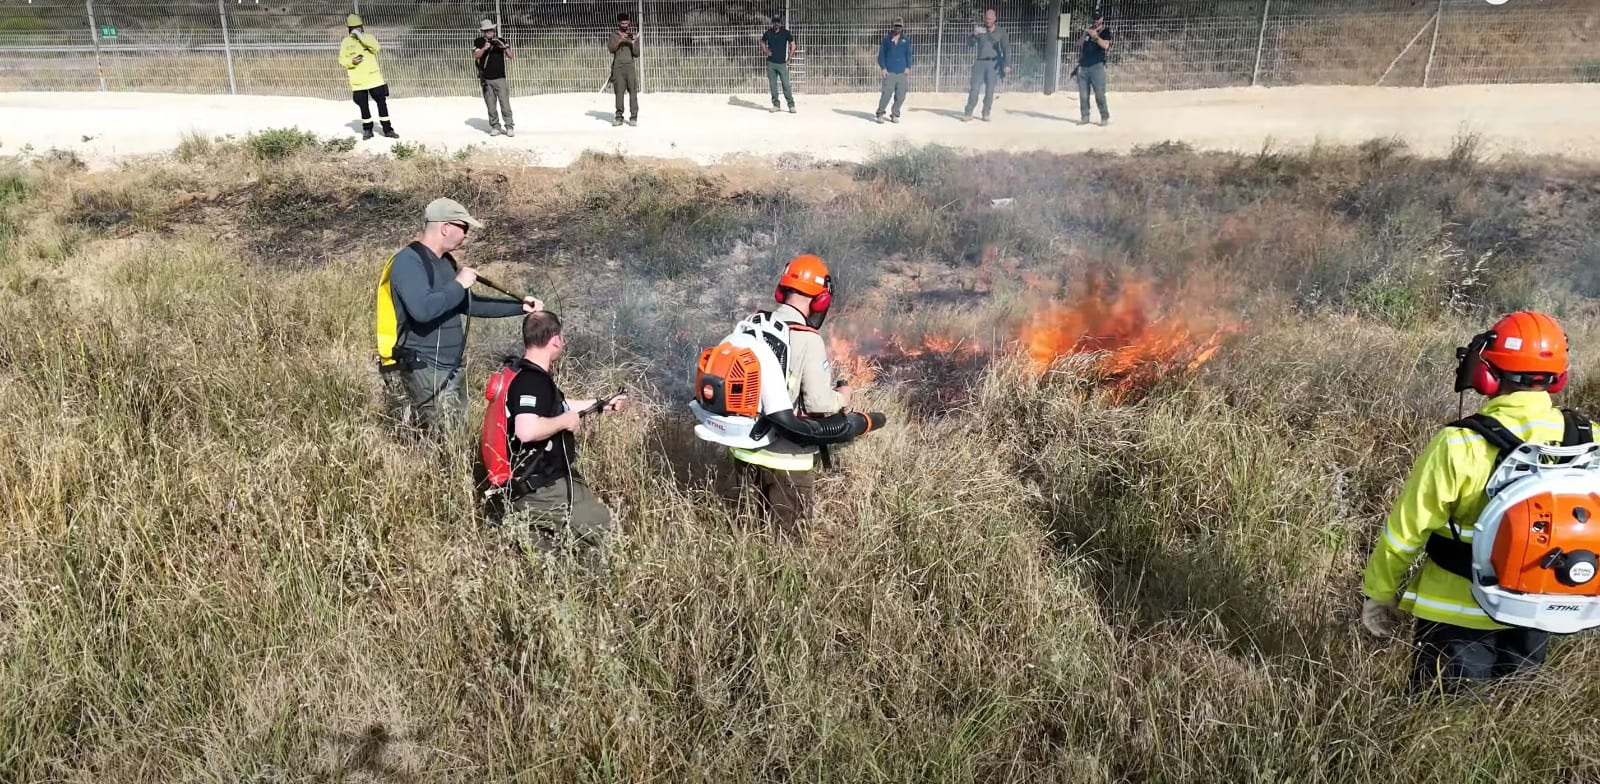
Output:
[977,57,996,61]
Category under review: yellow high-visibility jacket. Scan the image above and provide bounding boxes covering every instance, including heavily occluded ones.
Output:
[338,32,385,91]
[1362,390,1598,630]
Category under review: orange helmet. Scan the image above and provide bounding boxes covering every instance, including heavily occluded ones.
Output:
[1457,310,1569,395]
[776,254,831,298]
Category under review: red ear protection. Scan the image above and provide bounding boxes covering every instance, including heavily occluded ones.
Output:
[811,276,833,314]
[1455,330,1500,396]
[773,286,785,305]
[1550,372,1569,394]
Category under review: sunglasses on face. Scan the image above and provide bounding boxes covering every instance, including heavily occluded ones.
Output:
[448,221,471,235]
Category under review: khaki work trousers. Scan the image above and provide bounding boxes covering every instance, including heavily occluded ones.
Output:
[612,64,639,120]
[735,460,816,541]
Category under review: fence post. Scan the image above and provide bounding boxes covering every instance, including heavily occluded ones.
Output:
[934,2,944,92]
[1423,0,1443,87]
[1043,0,1061,95]
[1250,0,1270,86]
[217,0,238,95]
[494,0,503,27]
[352,0,360,14]
[637,0,645,93]
[85,0,107,92]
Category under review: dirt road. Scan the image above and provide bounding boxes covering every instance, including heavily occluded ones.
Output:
[4,84,1598,168]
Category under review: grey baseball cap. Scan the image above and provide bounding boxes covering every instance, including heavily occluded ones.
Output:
[424,197,483,229]
[893,16,904,26]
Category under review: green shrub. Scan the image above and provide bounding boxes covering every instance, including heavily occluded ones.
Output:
[245,127,318,161]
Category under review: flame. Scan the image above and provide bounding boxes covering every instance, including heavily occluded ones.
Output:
[822,271,1235,403]
[1019,272,1236,398]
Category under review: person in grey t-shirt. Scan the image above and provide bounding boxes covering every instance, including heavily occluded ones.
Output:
[963,8,1010,122]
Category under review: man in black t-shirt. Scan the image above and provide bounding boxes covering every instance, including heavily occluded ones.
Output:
[1075,12,1112,126]
[760,15,797,113]
[473,19,516,136]
[498,311,628,555]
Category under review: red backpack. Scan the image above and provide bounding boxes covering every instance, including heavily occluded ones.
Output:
[477,364,520,495]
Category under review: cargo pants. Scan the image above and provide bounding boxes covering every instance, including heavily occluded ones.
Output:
[502,478,615,558]
[964,60,1000,118]
[612,64,639,121]
[1077,62,1109,123]
[767,62,794,109]
[481,77,514,132]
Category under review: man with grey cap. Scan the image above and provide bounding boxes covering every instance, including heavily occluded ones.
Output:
[473,18,516,136]
[874,17,913,124]
[377,197,543,432]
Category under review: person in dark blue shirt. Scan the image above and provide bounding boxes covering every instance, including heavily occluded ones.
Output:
[875,17,913,123]
[1075,12,1113,125]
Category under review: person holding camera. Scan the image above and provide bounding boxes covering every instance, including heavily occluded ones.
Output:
[338,13,397,139]
[473,19,516,137]
[1075,12,1113,126]
[962,8,1010,122]
[608,12,641,127]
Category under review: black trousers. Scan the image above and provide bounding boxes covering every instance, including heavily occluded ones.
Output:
[352,84,392,128]
[1410,619,1551,693]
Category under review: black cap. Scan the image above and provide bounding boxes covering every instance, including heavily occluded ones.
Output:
[772,14,782,23]
[893,16,904,26]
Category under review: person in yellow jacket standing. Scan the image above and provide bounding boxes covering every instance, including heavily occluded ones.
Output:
[1360,310,1596,693]
[731,254,854,540]
[339,13,398,140]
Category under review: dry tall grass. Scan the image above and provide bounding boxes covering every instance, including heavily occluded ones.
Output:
[4,137,1600,782]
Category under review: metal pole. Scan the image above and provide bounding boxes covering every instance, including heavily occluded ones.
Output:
[494,0,502,28]
[1423,0,1444,87]
[1250,0,1270,86]
[934,2,944,92]
[637,0,645,93]
[1044,0,1061,95]
[217,0,237,95]
[352,0,360,14]
[1376,11,1437,87]
[85,0,107,92]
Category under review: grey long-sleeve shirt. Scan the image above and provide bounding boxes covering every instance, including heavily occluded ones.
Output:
[969,26,1009,63]
[388,241,524,368]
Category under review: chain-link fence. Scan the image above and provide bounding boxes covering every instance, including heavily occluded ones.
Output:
[1,0,1596,97]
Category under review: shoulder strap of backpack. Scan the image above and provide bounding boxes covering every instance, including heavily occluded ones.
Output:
[403,241,436,287]
[1447,413,1524,459]
[1562,408,1594,446]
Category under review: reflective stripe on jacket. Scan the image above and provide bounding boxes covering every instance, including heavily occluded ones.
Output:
[729,303,843,472]
[339,33,385,91]
[1361,390,1597,630]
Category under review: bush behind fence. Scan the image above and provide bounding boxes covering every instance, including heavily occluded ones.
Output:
[1,0,1596,98]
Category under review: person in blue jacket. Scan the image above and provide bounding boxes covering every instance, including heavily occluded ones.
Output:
[875,17,913,124]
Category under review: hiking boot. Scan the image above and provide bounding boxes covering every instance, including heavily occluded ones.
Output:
[613,116,623,126]
[788,105,796,114]
[362,127,374,140]
[981,114,991,122]
[962,114,975,122]
[626,117,637,126]
[890,115,900,124]
[504,128,515,137]
[770,105,780,113]
[874,113,885,124]
[382,127,399,139]
[1099,117,1110,127]
[489,127,502,136]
